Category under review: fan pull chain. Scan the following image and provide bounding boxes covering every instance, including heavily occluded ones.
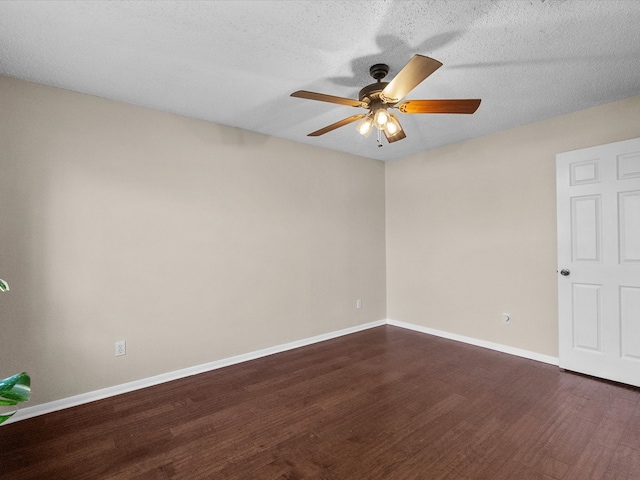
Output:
[377,127,383,147]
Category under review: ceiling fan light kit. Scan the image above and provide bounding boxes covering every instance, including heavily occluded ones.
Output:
[291,54,481,145]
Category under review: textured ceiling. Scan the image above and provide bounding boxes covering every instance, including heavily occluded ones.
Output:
[1,0,639,161]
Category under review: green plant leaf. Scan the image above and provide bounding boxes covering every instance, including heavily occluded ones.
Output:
[0,413,16,424]
[0,279,8,292]
[0,372,31,404]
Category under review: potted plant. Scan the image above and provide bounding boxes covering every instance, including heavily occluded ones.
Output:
[0,279,31,424]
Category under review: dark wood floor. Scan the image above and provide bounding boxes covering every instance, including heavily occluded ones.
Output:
[2,325,640,479]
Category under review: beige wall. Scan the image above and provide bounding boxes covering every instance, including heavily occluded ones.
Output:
[0,75,387,405]
[386,95,640,357]
[3,72,639,408]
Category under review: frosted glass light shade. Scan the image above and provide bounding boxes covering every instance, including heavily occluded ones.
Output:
[373,108,389,128]
[384,114,402,136]
[356,116,374,136]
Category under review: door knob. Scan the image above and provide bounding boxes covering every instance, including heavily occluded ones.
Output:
[560,269,570,276]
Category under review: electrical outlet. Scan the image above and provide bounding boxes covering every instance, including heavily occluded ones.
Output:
[356,299,362,309]
[115,340,126,356]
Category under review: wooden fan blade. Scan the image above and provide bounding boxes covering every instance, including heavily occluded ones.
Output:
[307,114,367,137]
[383,127,407,144]
[291,90,365,108]
[398,99,481,114]
[381,55,442,103]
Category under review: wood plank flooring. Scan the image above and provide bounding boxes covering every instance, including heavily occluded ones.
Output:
[2,325,640,479]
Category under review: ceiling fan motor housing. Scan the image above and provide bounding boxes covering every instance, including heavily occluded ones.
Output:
[359,82,389,105]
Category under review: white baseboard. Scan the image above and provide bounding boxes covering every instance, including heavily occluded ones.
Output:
[8,317,558,424]
[8,319,386,424]
[387,319,559,366]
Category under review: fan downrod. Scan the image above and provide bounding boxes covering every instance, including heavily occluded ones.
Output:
[359,64,390,103]
[369,64,389,82]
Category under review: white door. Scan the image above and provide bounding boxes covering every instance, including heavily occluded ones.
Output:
[557,137,640,387]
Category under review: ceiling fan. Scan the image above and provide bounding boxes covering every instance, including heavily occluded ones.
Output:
[291,55,481,144]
